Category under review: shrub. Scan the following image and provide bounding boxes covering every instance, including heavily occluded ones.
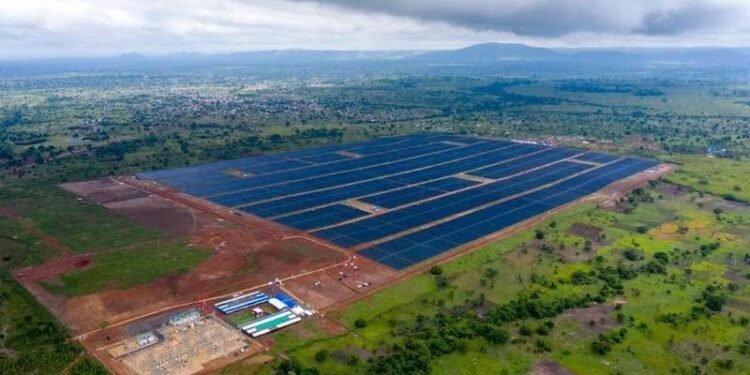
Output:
[623,249,641,261]
[535,339,552,353]
[571,270,593,285]
[519,325,533,336]
[535,229,545,240]
[716,359,735,370]
[354,319,367,328]
[535,324,550,336]
[435,275,450,288]
[314,349,329,363]
[703,292,726,312]
[653,252,669,264]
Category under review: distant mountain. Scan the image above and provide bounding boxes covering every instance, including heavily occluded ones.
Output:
[224,49,417,63]
[414,43,559,63]
[2,43,750,77]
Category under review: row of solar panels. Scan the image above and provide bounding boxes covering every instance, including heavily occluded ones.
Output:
[136,134,433,190]
[270,145,590,230]
[360,158,658,269]
[207,140,507,206]
[238,141,532,218]
[314,160,595,248]
[173,134,480,196]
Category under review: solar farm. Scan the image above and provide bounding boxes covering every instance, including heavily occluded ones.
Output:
[137,134,659,270]
[22,133,667,375]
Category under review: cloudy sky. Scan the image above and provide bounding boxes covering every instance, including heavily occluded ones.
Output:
[2,0,749,58]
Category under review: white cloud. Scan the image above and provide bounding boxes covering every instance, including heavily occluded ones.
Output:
[0,0,748,58]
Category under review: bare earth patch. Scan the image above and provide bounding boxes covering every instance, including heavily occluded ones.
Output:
[528,361,575,375]
[559,302,620,336]
[657,183,689,197]
[566,223,602,242]
[61,179,213,238]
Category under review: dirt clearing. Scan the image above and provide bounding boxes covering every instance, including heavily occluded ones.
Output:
[559,302,621,336]
[61,179,212,239]
[528,361,575,375]
[566,223,603,241]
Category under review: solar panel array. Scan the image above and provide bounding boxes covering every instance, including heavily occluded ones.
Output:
[138,134,658,270]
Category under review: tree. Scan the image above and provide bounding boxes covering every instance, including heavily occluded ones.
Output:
[623,249,641,261]
[535,229,545,240]
[355,319,367,328]
[703,292,726,312]
[653,252,669,264]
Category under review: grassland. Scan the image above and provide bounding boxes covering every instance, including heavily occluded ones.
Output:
[0,184,159,253]
[663,154,750,203]
[0,217,61,267]
[41,240,211,296]
[260,184,750,374]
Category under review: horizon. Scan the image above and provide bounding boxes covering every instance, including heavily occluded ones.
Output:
[3,42,750,62]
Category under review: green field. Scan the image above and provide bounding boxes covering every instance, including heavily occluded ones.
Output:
[41,240,211,296]
[0,217,61,267]
[663,155,750,203]
[0,184,159,253]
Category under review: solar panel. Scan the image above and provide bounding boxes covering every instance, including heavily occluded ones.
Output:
[137,135,658,269]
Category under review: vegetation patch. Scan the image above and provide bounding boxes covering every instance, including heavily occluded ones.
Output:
[2,185,159,253]
[41,240,211,296]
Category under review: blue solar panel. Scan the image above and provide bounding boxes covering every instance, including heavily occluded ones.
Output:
[298,153,350,164]
[137,135,658,270]
[574,152,620,164]
[276,204,369,231]
[360,177,479,208]
[315,161,594,247]
[238,159,311,174]
[187,141,462,197]
[359,158,656,269]
[471,148,581,179]
[222,141,512,210]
